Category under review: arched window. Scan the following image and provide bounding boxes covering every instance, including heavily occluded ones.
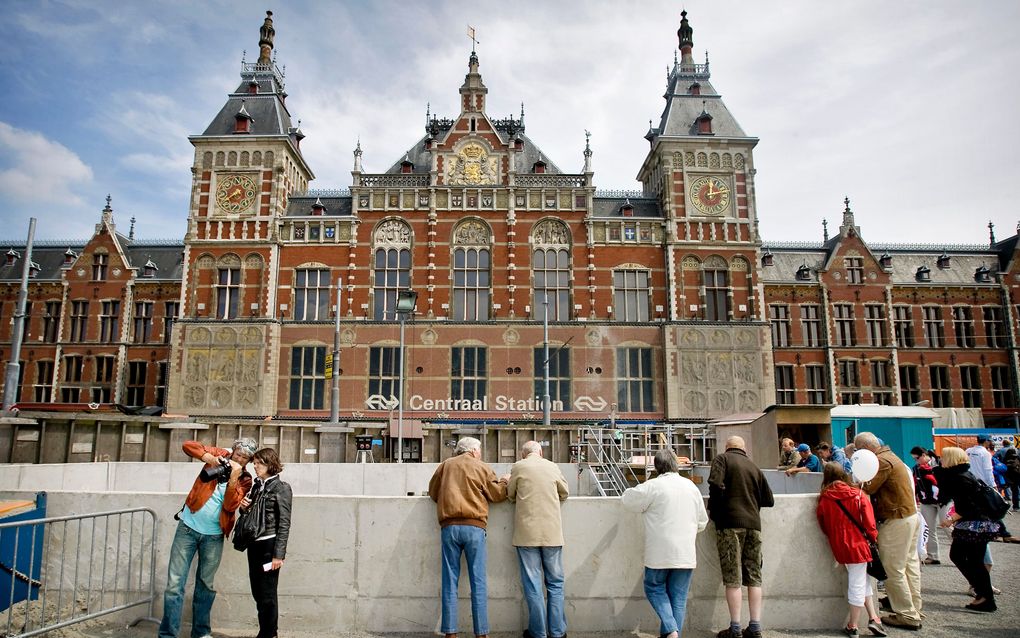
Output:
[373,220,412,321]
[531,219,570,320]
[703,257,729,321]
[452,221,490,321]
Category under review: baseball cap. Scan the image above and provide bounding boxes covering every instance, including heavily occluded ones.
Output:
[976,434,990,444]
[796,443,810,452]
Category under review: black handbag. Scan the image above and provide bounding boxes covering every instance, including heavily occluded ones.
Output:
[835,499,888,581]
[232,484,268,551]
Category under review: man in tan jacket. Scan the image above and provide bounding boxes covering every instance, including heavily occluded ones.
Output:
[429,437,508,638]
[508,441,569,638]
[855,431,922,630]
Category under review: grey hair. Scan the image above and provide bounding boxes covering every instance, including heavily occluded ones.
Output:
[521,440,542,457]
[653,449,679,475]
[853,432,881,451]
[455,437,482,455]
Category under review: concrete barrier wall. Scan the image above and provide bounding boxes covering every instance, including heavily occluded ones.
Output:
[0,486,848,634]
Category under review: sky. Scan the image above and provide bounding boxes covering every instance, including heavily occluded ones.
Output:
[0,0,1018,246]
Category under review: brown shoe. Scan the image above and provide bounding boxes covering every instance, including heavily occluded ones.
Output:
[881,614,921,631]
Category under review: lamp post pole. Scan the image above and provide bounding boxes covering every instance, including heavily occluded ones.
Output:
[3,218,36,415]
[397,309,406,463]
[329,277,342,425]
[543,293,551,427]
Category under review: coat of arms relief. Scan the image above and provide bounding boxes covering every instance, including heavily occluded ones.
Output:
[446,143,499,185]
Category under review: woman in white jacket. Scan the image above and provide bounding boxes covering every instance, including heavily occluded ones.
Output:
[622,449,709,638]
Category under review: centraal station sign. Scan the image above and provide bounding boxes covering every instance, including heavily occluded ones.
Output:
[365,393,609,413]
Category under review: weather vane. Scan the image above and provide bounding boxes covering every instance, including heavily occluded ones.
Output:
[467,25,479,52]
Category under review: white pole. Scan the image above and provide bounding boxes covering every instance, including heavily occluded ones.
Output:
[397,311,406,463]
[3,218,36,414]
[543,293,551,427]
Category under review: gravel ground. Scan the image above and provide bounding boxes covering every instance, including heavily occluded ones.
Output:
[56,521,1020,638]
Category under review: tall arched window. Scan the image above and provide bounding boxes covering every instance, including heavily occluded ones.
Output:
[703,256,729,321]
[532,219,571,320]
[452,221,491,321]
[373,220,412,321]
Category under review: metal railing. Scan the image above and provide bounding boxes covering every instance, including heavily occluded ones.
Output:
[0,507,159,637]
[577,424,641,496]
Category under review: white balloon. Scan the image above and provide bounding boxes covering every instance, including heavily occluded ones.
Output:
[851,449,880,482]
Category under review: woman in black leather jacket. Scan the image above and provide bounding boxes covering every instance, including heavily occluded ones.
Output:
[934,446,1004,613]
[240,447,293,638]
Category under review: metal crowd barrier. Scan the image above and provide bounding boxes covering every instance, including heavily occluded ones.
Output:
[0,507,159,637]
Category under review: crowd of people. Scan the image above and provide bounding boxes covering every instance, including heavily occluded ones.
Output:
[154,432,1016,638]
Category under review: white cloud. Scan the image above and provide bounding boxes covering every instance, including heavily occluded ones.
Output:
[0,122,93,206]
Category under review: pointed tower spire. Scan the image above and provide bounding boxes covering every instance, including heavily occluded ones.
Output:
[677,10,694,66]
[839,196,860,237]
[583,129,593,173]
[988,221,996,246]
[102,195,113,224]
[459,50,488,114]
[353,139,363,172]
[257,11,275,65]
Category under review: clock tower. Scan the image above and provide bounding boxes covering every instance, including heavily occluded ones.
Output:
[168,11,315,416]
[638,11,774,420]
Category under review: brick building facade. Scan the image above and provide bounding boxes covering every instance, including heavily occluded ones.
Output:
[2,11,1017,461]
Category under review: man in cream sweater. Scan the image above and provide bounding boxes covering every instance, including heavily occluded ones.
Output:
[622,449,708,638]
[508,441,570,638]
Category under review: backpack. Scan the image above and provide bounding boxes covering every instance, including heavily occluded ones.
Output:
[975,480,1010,521]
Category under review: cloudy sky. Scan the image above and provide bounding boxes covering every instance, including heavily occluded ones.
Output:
[1,0,1017,246]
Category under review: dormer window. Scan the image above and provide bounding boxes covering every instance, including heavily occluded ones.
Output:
[879,253,892,269]
[533,159,547,174]
[975,266,992,283]
[28,262,40,278]
[247,77,259,95]
[696,110,713,135]
[916,265,931,282]
[400,158,414,174]
[234,101,254,134]
[688,82,701,96]
[621,200,634,217]
[761,250,774,267]
[310,198,326,216]
[6,249,20,266]
[514,137,524,151]
[64,248,77,265]
[796,264,812,281]
[937,252,951,269]
[143,259,158,278]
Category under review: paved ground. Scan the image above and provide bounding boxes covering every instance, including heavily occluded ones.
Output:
[56,521,1020,638]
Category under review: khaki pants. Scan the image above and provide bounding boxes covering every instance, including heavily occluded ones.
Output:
[877,516,922,622]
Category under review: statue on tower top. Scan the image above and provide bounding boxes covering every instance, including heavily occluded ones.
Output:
[258,10,275,65]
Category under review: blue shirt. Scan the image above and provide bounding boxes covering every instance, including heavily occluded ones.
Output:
[797,453,822,472]
[830,447,853,474]
[181,482,226,536]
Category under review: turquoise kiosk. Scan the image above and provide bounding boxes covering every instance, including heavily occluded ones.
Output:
[831,405,938,461]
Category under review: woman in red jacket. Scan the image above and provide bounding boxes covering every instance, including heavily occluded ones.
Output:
[816,463,887,638]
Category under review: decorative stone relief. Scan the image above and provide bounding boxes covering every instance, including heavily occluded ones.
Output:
[585,329,602,347]
[737,329,756,346]
[672,152,683,168]
[446,143,499,186]
[685,152,695,167]
[453,220,490,245]
[532,219,570,246]
[709,153,720,169]
[422,328,439,345]
[730,257,749,272]
[735,154,745,168]
[680,329,705,348]
[178,324,266,414]
[245,255,263,269]
[196,256,215,269]
[341,328,356,345]
[189,327,211,344]
[375,219,412,245]
[681,256,700,270]
[685,391,706,413]
[681,353,706,385]
[722,154,732,169]
[709,353,732,384]
[739,390,759,411]
[710,330,731,346]
[502,328,520,346]
[697,152,708,167]
[593,226,606,242]
[713,390,733,411]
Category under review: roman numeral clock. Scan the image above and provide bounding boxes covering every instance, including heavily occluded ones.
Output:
[688,175,731,216]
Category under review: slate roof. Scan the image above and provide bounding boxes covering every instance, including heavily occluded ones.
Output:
[384,131,563,176]
[285,195,354,217]
[0,239,184,283]
[202,93,294,137]
[760,242,1003,286]
[592,197,663,218]
[648,62,750,141]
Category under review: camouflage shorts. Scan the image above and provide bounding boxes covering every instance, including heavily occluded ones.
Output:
[715,528,763,588]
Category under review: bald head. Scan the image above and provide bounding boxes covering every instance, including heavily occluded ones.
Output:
[853,432,881,452]
[521,440,543,458]
[726,436,746,451]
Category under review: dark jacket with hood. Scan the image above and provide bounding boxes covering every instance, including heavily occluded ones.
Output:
[816,480,877,564]
[934,462,989,522]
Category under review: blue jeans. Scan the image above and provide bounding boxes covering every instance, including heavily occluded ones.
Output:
[643,567,693,636]
[516,546,566,638]
[159,520,224,638]
[441,525,489,636]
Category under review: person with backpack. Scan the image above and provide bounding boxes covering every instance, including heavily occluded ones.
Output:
[909,446,941,565]
[996,441,1020,511]
[934,446,1009,613]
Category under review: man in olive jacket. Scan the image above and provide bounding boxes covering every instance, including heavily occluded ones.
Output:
[429,437,508,638]
[855,431,922,630]
[508,440,569,638]
[707,436,774,638]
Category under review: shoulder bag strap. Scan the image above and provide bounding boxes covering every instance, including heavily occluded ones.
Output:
[834,498,872,541]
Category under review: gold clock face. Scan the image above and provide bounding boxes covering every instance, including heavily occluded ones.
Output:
[689,175,731,216]
[215,174,258,214]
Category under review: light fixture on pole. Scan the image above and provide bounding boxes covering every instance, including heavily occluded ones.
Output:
[329,276,343,425]
[395,289,418,463]
[543,292,551,427]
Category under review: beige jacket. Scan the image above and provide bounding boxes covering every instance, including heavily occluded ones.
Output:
[429,452,508,529]
[507,454,569,546]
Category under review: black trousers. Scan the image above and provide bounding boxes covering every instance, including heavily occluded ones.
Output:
[246,537,280,638]
[949,537,993,601]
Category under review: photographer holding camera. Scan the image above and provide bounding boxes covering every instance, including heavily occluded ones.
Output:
[158,438,256,638]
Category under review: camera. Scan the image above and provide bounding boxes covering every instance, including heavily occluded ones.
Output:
[199,456,233,483]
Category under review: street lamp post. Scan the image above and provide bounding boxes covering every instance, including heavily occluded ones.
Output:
[543,293,551,427]
[3,218,36,415]
[395,289,418,463]
[329,277,342,425]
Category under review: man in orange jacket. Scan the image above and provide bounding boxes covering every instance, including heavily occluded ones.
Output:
[159,438,256,638]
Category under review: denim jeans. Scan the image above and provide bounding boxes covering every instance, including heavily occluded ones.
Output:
[516,546,566,638]
[441,525,488,636]
[642,567,693,636]
[158,520,224,638]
